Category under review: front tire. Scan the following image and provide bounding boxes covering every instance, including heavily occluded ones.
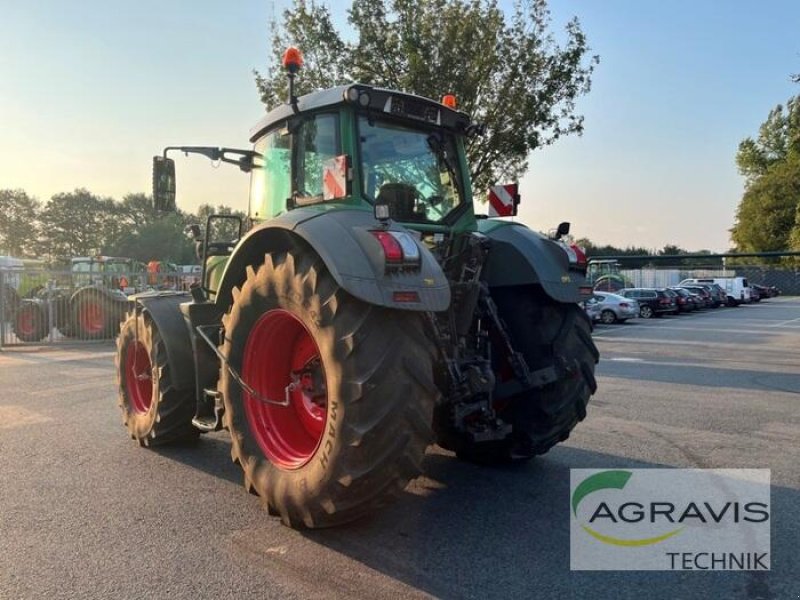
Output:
[600,309,616,324]
[640,305,654,319]
[220,245,436,528]
[116,311,198,446]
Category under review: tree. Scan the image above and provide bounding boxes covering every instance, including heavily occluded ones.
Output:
[0,189,40,257]
[736,96,800,185]
[110,213,196,264]
[732,95,800,254]
[194,204,246,242]
[255,0,598,192]
[116,193,158,232]
[733,155,800,251]
[36,189,118,260]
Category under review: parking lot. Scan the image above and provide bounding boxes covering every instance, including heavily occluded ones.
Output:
[1,297,798,599]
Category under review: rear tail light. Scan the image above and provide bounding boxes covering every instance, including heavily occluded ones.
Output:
[370,230,421,269]
[371,231,403,263]
[619,302,629,308]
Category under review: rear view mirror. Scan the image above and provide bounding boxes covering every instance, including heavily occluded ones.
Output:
[152,156,176,211]
[556,221,571,238]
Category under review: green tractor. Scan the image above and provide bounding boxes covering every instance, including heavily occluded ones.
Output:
[13,256,142,342]
[116,49,598,528]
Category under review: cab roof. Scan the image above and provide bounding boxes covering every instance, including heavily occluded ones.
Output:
[249,84,471,143]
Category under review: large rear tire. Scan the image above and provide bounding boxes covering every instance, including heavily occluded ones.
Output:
[220,244,436,528]
[12,301,48,342]
[73,291,114,339]
[456,286,598,463]
[115,311,199,446]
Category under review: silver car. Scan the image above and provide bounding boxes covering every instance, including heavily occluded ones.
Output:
[586,292,639,324]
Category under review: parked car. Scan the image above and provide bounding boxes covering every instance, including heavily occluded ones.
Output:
[586,292,640,324]
[752,283,778,299]
[619,288,676,319]
[680,285,715,308]
[707,283,728,307]
[668,287,697,313]
[583,299,602,323]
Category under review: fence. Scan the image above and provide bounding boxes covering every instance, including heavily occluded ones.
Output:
[614,264,800,295]
[1,268,197,348]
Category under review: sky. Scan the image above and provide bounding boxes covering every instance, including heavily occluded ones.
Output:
[1,0,798,252]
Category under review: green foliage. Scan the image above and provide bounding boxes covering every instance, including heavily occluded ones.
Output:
[111,212,196,264]
[732,95,800,255]
[36,189,118,260]
[194,204,247,242]
[3,187,243,265]
[0,189,40,257]
[255,0,598,192]
[736,97,800,184]
[732,156,800,252]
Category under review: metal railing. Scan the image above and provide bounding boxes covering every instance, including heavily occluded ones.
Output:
[595,264,800,295]
[1,268,197,348]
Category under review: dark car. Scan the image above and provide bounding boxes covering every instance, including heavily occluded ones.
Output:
[619,288,677,319]
[752,283,779,298]
[680,285,715,308]
[669,287,697,313]
[707,283,728,307]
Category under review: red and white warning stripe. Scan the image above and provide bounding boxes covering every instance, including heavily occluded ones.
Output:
[488,184,518,217]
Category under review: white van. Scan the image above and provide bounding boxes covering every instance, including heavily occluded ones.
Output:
[678,277,751,306]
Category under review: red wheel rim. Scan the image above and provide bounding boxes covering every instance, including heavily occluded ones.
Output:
[80,301,105,334]
[125,341,153,413]
[16,308,36,337]
[242,309,327,470]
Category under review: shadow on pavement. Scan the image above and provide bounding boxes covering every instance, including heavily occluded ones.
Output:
[301,446,795,600]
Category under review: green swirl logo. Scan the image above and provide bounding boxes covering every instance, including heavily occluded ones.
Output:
[572,470,683,547]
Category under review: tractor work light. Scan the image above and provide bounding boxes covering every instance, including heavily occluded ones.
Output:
[344,86,372,107]
[370,230,422,269]
[345,87,360,102]
[441,94,457,109]
[374,202,391,221]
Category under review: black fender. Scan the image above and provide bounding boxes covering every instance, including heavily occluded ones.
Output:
[215,208,450,312]
[478,221,587,303]
[128,291,196,391]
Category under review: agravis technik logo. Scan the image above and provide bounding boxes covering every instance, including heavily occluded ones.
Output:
[570,469,771,571]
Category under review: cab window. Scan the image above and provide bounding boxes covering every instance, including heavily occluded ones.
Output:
[249,126,292,220]
[295,113,340,201]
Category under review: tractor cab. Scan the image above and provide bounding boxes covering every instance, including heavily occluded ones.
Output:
[587,259,630,292]
[245,84,475,233]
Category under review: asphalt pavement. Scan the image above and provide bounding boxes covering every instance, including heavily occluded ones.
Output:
[1,297,798,599]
